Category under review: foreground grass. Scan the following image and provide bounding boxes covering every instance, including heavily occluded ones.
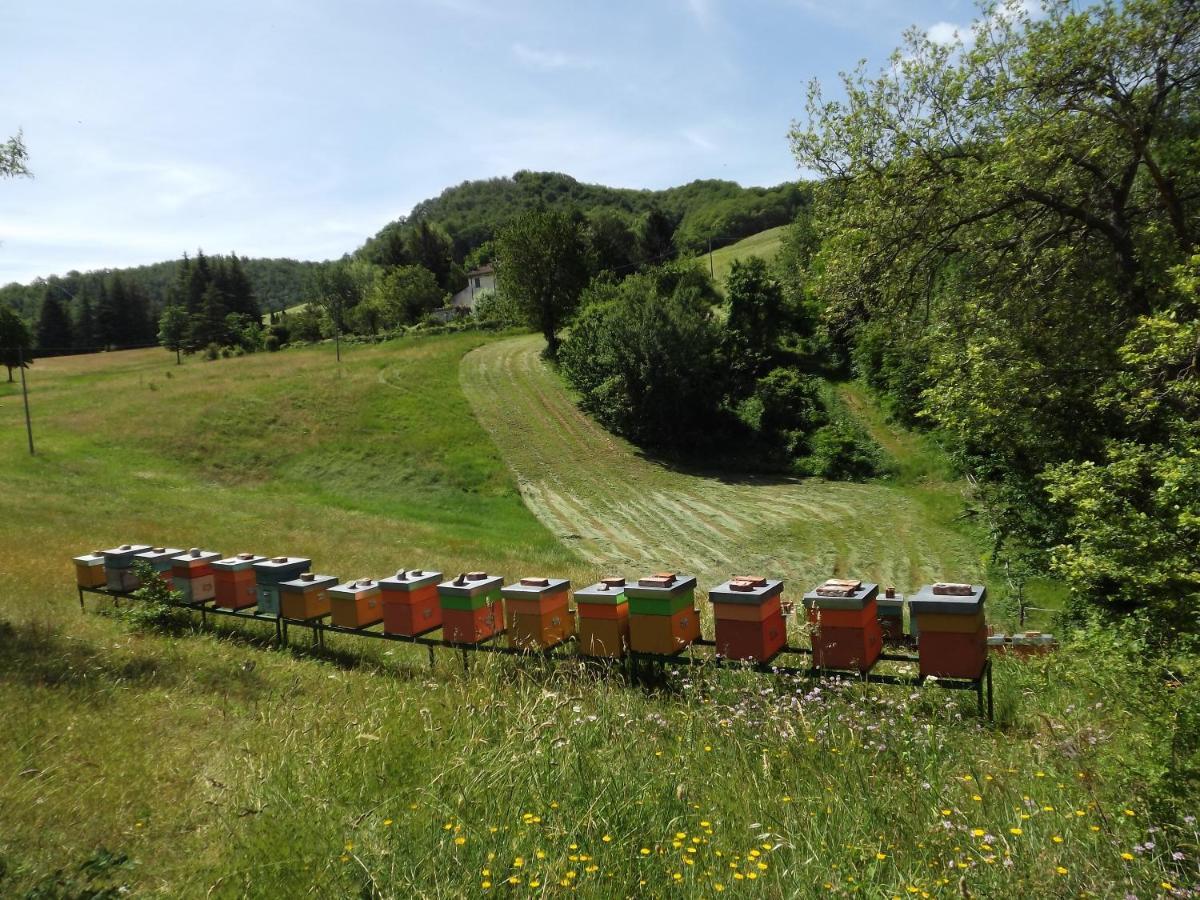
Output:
[0,335,1196,897]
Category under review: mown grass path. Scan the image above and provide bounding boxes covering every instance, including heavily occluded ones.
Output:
[461,333,983,592]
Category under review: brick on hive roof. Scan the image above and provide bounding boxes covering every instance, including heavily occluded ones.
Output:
[931,582,973,596]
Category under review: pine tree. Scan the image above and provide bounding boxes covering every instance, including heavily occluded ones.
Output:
[36,292,72,355]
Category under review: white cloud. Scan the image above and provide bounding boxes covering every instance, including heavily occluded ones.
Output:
[684,0,717,27]
[511,43,593,71]
[683,129,717,152]
[926,21,961,45]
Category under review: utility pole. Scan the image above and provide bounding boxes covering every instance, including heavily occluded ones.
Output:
[18,345,33,455]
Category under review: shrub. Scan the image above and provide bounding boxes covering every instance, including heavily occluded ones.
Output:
[116,562,190,633]
[805,417,884,480]
[204,343,220,361]
[264,334,281,352]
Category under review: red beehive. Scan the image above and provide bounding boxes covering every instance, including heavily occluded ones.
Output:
[378,568,443,636]
[211,553,266,610]
[910,584,988,678]
[803,578,883,672]
[709,576,787,662]
[502,577,573,650]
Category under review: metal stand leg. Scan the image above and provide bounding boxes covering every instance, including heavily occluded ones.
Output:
[986,661,994,723]
[78,588,84,612]
[428,645,436,669]
[462,648,469,672]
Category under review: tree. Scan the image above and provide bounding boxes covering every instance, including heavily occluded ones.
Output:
[637,207,678,266]
[35,292,72,355]
[722,257,791,389]
[367,264,444,329]
[405,220,457,291]
[0,305,32,382]
[789,0,1200,581]
[1,130,30,179]
[157,305,189,364]
[585,209,639,275]
[495,208,590,358]
[310,262,365,358]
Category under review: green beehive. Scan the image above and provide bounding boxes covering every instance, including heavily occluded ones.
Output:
[437,573,504,610]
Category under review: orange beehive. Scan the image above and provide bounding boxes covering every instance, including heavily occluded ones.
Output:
[73,551,107,589]
[803,579,883,672]
[170,548,221,603]
[279,573,338,621]
[211,553,266,610]
[710,576,787,662]
[328,579,383,629]
[910,584,988,678]
[628,605,701,656]
[378,569,443,636]
[502,577,572,650]
[575,577,631,658]
[437,573,504,644]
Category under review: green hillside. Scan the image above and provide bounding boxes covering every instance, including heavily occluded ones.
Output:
[696,225,787,288]
[0,334,1185,896]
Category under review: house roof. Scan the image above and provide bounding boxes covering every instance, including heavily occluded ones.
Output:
[467,264,495,277]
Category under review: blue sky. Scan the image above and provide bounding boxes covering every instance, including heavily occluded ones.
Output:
[0,0,977,285]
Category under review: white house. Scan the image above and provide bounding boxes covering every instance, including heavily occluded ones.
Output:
[450,264,497,311]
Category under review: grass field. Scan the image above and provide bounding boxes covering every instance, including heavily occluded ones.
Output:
[694,226,787,289]
[0,334,1194,898]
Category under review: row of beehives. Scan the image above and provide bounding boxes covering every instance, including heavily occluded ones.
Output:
[74,545,989,679]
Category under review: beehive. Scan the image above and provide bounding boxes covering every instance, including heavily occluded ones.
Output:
[709,576,787,662]
[502,577,573,650]
[211,553,266,610]
[279,573,338,621]
[627,572,700,655]
[251,556,312,617]
[170,548,221,603]
[378,568,443,636]
[803,578,883,672]
[437,572,504,644]
[134,547,184,584]
[329,578,383,629]
[102,544,151,592]
[909,583,987,678]
[877,586,906,642]
[73,551,107,589]
[575,577,631,658]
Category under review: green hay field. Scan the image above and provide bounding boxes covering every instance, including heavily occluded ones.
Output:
[694,227,787,290]
[0,334,1191,897]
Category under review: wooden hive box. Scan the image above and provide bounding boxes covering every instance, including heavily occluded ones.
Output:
[624,572,697,617]
[579,614,631,658]
[501,577,572,649]
[876,587,906,641]
[328,578,383,629]
[211,553,266,610]
[251,556,312,617]
[437,573,504,643]
[378,568,443,636]
[72,551,108,589]
[279,573,339,621]
[803,579,883,672]
[101,544,151,592]
[169,548,222,603]
[909,584,988,678]
[709,577,787,662]
[629,605,701,656]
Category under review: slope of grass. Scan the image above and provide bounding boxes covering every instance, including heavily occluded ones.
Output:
[0,335,1193,897]
[695,226,787,288]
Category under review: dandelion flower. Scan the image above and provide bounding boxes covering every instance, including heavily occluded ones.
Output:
[454,837,466,846]
[481,882,491,889]
[876,852,887,860]
[383,819,393,827]
[602,834,612,843]
[640,848,651,856]
[1056,866,1067,875]
[1009,828,1023,836]
[1121,852,1134,861]
[1052,836,1063,844]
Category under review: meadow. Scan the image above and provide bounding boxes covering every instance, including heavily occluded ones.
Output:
[0,333,1194,898]
[694,227,787,291]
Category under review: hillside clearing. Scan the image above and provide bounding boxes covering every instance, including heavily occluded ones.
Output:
[695,225,787,288]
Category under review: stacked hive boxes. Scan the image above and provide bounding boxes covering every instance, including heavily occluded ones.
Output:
[803,578,883,672]
[135,547,184,584]
[73,551,107,589]
[502,577,575,651]
[438,572,504,643]
[279,572,338,621]
[877,586,906,642]
[211,553,266,610]
[329,578,383,629]
[170,548,221,603]
[252,556,312,617]
[575,577,631,658]
[102,544,151,592]
[379,569,443,636]
[909,583,987,678]
[626,572,700,656]
[710,575,787,662]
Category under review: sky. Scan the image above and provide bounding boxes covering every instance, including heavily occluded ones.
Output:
[0,0,978,285]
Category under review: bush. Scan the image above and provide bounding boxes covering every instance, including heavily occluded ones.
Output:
[805,417,884,480]
[264,334,281,352]
[116,562,190,633]
[204,342,220,361]
[291,304,324,343]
